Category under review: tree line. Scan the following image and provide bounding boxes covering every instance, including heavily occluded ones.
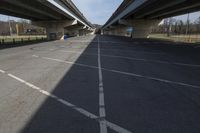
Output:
[152,16,200,36]
[0,19,45,36]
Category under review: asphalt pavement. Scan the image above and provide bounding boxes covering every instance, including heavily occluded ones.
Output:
[0,35,200,133]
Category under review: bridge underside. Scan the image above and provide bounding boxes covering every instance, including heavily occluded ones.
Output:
[102,0,200,38]
[125,0,200,19]
[0,0,70,21]
[33,20,94,40]
[0,0,94,40]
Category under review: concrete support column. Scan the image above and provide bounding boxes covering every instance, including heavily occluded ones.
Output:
[102,29,112,35]
[106,29,115,35]
[113,26,128,36]
[131,20,160,38]
[64,25,87,37]
[78,29,85,36]
[78,28,95,36]
[119,19,161,38]
[102,25,128,37]
[32,20,77,40]
[46,23,64,40]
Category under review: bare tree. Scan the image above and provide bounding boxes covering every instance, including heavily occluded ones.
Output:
[194,16,200,34]
[176,20,184,34]
[163,18,176,36]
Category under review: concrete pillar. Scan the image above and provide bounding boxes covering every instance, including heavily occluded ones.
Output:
[46,23,64,40]
[78,26,87,36]
[32,20,78,40]
[113,26,128,36]
[119,19,161,38]
[77,27,95,36]
[102,25,128,37]
[64,25,94,37]
[79,29,88,36]
[78,30,84,36]
[102,29,112,35]
[64,25,87,37]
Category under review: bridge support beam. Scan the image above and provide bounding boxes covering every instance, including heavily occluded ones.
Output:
[111,25,128,36]
[119,19,161,38]
[32,20,78,40]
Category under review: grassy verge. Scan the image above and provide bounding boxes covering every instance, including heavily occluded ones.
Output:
[0,35,47,44]
[149,34,200,44]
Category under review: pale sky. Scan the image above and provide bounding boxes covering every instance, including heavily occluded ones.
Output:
[72,0,123,24]
[0,0,199,25]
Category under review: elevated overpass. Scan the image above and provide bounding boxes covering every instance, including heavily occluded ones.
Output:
[0,0,94,39]
[102,0,200,38]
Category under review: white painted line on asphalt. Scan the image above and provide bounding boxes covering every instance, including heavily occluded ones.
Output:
[171,62,200,67]
[0,69,5,74]
[83,47,166,55]
[42,57,99,69]
[69,40,138,45]
[100,41,135,45]
[60,50,200,68]
[100,56,200,68]
[1,69,132,133]
[105,121,132,133]
[32,55,200,89]
[98,36,108,133]
[102,69,200,89]
[69,40,185,46]
[194,45,200,48]
[32,55,39,58]
[59,46,165,55]
[8,74,26,83]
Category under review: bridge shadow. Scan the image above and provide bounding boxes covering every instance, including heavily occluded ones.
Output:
[100,35,200,63]
[19,35,100,133]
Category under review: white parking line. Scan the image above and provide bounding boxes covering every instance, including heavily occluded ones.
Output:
[32,55,200,89]
[60,50,200,68]
[0,69,132,133]
[98,37,107,133]
[32,55,39,58]
[68,40,145,45]
[68,40,185,46]
[59,46,165,55]
[0,69,5,73]
[84,47,166,55]
[103,69,200,89]
[41,56,99,69]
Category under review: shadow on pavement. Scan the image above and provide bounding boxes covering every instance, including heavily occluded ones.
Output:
[18,35,200,133]
[19,36,100,133]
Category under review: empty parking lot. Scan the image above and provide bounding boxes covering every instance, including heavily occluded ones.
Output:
[0,35,200,133]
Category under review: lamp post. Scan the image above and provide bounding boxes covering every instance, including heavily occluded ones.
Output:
[185,13,190,36]
[8,16,12,36]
